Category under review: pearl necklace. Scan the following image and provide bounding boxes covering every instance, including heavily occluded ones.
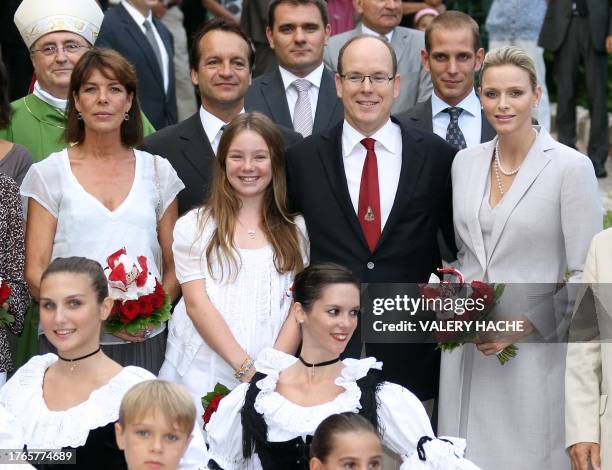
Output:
[494,137,522,176]
[493,156,506,195]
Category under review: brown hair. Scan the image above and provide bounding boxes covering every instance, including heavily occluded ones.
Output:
[424,10,480,53]
[336,35,397,76]
[268,0,328,29]
[189,18,255,70]
[64,48,143,147]
[293,263,359,313]
[310,412,380,462]
[118,380,196,434]
[41,257,108,303]
[480,46,539,90]
[197,112,304,280]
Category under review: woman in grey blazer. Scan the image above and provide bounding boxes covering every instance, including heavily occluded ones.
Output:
[438,46,602,469]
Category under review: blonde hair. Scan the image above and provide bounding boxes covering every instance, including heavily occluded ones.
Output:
[118,380,196,434]
[480,46,538,90]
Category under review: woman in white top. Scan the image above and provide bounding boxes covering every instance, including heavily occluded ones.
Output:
[205,263,480,470]
[159,112,308,419]
[21,49,183,373]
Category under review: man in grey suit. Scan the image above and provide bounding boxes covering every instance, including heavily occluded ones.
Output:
[538,0,612,178]
[244,0,344,136]
[396,11,495,148]
[324,0,432,114]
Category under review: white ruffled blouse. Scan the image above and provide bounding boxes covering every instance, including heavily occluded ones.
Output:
[206,348,481,470]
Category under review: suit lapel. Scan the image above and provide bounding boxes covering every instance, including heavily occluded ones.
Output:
[117,5,164,91]
[261,70,292,128]
[486,130,553,264]
[318,124,369,249]
[179,113,214,179]
[390,28,409,64]
[313,68,340,133]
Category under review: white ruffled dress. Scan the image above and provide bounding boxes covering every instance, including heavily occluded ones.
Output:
[206,348,481,470]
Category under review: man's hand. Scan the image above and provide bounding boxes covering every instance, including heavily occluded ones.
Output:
[569,442,600,470]
[605,35,612,54]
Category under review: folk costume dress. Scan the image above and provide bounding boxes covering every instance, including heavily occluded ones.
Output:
[20,149,184,373]
[205,348,481,470]
[159,210,309,420]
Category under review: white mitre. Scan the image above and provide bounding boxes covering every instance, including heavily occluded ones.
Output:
[14,0,104,49]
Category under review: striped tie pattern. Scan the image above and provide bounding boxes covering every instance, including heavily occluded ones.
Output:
[292,79,313,137]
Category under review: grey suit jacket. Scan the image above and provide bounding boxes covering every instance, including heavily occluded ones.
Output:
[395,97,497,144]
[323,25,432,114]
[244,66,344,134]
[539,0,612,52]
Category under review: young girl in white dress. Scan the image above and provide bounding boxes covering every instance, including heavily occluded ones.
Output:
[205,263,481,470]
[159,112,308,419]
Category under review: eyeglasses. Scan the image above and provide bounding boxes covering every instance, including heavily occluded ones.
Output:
[340,73,394,85]
[30,43,90,57]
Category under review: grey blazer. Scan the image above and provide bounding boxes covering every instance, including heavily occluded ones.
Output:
[538,0,612,52]
[439,127,602,469]
[244,66,344,134]
[323,26,432,114]
[394,97,496,144]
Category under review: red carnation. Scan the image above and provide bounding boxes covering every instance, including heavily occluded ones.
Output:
[120,300,140,323]
[107,247,127,268]
[470,281,495,309]
[203,394,223,425]
[139,296,154,317]
[136,256,148,287]
[0,282,11,305]
[108,263,128,285]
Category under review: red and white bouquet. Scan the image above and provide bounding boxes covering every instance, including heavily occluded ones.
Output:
[0,277,13,328]
[104,248,171,335]
[420,267,515,364]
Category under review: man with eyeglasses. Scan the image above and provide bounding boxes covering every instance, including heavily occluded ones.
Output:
[286,35,456,408]
[324,0,432,114]
[0,0,155,163]
[244,0,343,137]
[143,19,300,216]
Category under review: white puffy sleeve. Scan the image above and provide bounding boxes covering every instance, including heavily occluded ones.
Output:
[154,154,185,217]
[20,154,63,218]
[172,209,209,284]
[205,383,255,470]
[377,383,481,470]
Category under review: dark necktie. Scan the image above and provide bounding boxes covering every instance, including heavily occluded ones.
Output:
[444,107,467,150]
[143,20,164,78]
[358,138,381,252]
[574,0,588,16]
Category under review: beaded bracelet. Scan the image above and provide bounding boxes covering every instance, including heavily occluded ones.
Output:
[234,356,254,380]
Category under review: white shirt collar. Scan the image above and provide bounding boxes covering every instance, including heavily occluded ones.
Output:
[33,81,67,111]
[431,88,480,118]
[361,23,394,43]
[121,0,153,25]
[342,118,397,157]
[279,63,324,91]
[199,106,246,143]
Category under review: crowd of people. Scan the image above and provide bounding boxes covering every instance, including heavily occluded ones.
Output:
[0,0,610,469]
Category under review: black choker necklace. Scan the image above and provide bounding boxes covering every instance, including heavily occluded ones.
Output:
[58,347,101,371]
[298,356,341,368]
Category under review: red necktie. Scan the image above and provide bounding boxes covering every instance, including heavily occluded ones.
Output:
[358,138,381,252]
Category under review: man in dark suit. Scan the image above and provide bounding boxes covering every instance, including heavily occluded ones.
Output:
[244,0,343,136]
[396,11,495,148]
[286,34,456,402]
[539,0,611,177]
[97,0,177,129]
[143,19,301,216]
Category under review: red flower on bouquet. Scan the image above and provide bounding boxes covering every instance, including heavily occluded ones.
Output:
[104,248,171,335]
[201,383,231,430]
[0,277,13,328]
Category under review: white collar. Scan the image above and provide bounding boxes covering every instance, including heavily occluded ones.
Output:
[121,0,154,25]
[431,88,481,118]
[199,106,246,143]
[342,118,398,158]
[33,81,67,111]
[361,23,394,43]
[279,62,324,91]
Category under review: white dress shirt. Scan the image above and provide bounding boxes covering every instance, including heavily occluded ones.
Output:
[33,81,67,111]
[122,0,170,92]
[431,89,482,148]
[278,63,324,121]
[361,24,394,43]
[342,119,402,229]
[199,106,246,154]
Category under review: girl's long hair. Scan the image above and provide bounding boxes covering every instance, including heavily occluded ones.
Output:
[196,112,304,280]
